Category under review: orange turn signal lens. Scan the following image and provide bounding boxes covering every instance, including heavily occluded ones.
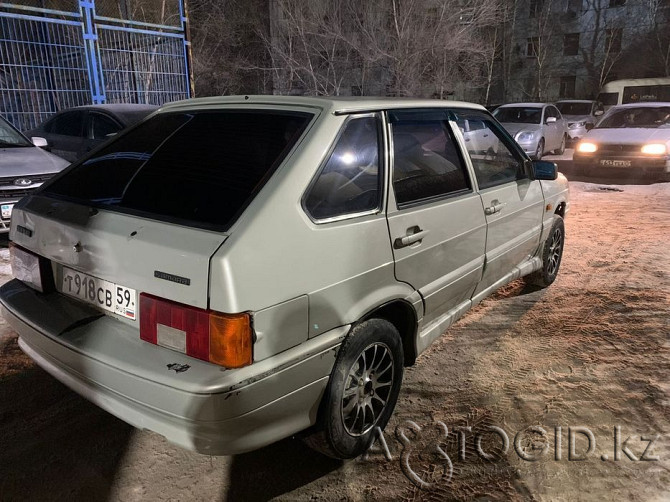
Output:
[209,312,253,368]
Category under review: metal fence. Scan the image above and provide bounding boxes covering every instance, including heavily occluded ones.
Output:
[0,0,191,131]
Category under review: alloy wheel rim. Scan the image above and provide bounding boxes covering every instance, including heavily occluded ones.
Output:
[341,342,394,436]
[547,227,563,276]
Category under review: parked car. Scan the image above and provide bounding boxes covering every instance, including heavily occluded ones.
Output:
[555,100,605,144]
[493,103,568,159]
[0,96,569,459]
[0,115,69,233]
[573,102,670,180]
[25,104,158,162]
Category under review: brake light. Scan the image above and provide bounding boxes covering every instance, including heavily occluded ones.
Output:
[140,293,252,368]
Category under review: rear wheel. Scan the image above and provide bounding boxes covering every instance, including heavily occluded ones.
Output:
[304,319,404,459]
[524,217,564,288]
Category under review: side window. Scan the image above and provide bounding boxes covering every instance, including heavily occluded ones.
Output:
[45,111,84,136]
[304,116,381,220]
[551,106,562,119]
[452,110,525,189]
[391,113,470,206]
[91,113,121,139]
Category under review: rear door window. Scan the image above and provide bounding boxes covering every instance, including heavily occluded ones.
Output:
[43,110,313,230]
[389,110,471,206]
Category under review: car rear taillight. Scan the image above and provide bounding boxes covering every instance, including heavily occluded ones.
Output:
[140,293,252,368]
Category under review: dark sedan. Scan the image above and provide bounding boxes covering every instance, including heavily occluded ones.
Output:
[25,104,158,162]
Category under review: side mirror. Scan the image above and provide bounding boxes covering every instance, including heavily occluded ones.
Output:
[531,160,558,180]
[594,110,604,116]
[545,117,557,124]
[585,123,595,131]
[31,137,48,148]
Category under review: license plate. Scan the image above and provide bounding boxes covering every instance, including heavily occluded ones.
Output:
[600,159,632,167]
[61,266,136,320]
[1,204,13,219]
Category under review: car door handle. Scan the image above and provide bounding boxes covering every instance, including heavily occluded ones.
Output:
[395,228,429,248]
[484,200,506,215]
[483,134,489,137]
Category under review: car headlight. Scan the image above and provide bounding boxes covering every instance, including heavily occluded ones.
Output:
[640,143,667,155]
[577,142,597,153]
[515,131,535,142]
[569,121,586,129]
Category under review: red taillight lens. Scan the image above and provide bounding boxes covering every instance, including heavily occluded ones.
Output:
[139,293,252,368]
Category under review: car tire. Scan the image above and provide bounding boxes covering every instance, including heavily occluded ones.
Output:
[304,318,404,459]
[524,217,564,288]
[553,135,566,155]
[534,139,544,160]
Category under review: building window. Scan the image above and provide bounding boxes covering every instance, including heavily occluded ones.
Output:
[526,37,539,57]
[609,0,625,6]
[605,28,623,52]
[563,33,580,55]
[559,76,576,98]
[529,0,544,17]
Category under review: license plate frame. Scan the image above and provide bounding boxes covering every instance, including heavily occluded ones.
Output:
[61,266,137,320]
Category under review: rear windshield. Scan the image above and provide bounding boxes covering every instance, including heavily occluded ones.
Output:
[43,110,313,230]
[493,107,542,124]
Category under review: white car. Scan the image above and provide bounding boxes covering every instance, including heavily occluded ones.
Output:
[573,102,670,180]
[494,103,569,160]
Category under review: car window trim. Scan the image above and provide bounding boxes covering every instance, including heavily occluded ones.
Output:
[301,112,386,225]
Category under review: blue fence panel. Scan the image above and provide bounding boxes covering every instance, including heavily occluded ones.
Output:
[97,25,189,105]
[0,0,191,131]
[0,11,91,130]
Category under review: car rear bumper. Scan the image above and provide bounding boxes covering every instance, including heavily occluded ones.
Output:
[0,279,345,455]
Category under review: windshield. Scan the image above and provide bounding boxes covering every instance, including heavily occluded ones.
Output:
[556,102,591,115]
[0,116,32,147]
[596,106,670,129]
[43,110,313,230]
[493,107,542,124]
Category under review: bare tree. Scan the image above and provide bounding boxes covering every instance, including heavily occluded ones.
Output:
[579,0,626,97]
[188,0,270,96]
[261,0,501,98]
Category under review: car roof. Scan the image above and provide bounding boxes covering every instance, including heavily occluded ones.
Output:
[60,104,159,124]
[158,95,487,115]
[609,102,670,109]
[497,103,547,108]
[555,99,594,103]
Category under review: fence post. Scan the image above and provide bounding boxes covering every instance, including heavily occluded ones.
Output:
[79,0,105,104]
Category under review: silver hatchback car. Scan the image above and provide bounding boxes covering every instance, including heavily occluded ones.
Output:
[1,97,569,459]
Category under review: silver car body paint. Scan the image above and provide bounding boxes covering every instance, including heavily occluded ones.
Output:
[0,96,570,455]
